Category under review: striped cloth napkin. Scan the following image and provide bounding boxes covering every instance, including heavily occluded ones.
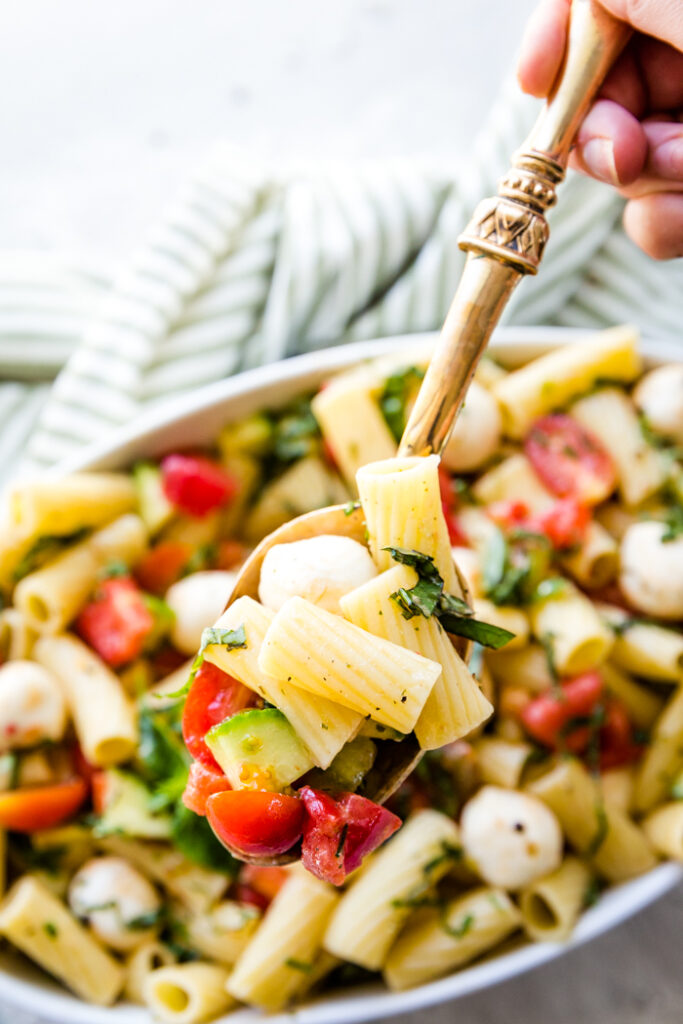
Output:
[1,82,682,488]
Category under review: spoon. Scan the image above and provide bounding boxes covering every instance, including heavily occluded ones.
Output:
[222,0,631,863]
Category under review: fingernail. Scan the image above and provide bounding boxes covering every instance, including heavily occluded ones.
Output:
[653,137,683,180]
[581,138,619,185]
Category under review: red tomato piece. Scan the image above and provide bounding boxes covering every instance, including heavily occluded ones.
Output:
[216,540,247,571]
[161,454,239,518]
[487,500,531,531]
[135,541,193,595]
[524,414,616,506]
[299,786,401,886]
[239,864,288,904]
[531,497,591,550]
[520,671,603,753]
[599,700,643,771]
[75,577,154,668]
[0,778,88,832]
[207,790,305,857]
[182,760,232,816]
[182,662,255,770]
[90,771,109,815]
[439,467,468,546]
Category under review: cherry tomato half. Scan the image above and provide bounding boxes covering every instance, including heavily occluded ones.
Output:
[207,790,305,857]
[75,577,154,668]
[299,786,401,886]
[0,778,88,832]
[182,759,232,816]
[520,671,603,753]
[524,414,616,506]
[135,541,193,595]
[182,662,255,770]
[161,454,239,518]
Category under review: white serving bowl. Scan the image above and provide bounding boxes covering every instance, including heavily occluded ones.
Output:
[2,327,681,1024]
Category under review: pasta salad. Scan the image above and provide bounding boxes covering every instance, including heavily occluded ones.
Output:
[0,326,680,1021]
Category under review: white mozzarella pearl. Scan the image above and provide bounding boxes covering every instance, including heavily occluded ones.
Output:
[461,786,563,890]
[0,661,67,752]
[633,364,683,445]
[441,382,502,473]
[166,571,237,654]
[620,520,683,620]
[258,535,376,614]
[69,856,162,952]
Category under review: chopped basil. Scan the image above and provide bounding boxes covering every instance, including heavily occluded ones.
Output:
[127,908,165,931]
[344,500,361,516]
[661,505,683,543]
[391,893,443,910]
[12,528,89,583]
[440,911,474,939]
[285,958,314,973]
[423,841,463,875]
[586,800,609,857]
[43,922,58,939]
[379,366,425,442]
[272,399,321,464]
[384,546,514,650]
[483,527,552,607]
[335,823,349,858]
[582,877,603,908]
[166,624,247,698]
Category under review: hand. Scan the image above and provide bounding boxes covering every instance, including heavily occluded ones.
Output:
[518,0,683,259]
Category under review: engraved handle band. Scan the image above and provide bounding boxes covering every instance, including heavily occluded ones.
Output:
[398,0,631,458]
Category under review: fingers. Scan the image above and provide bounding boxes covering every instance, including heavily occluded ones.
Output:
[571,99,648,185]
[623,192,683,259]
[642,121,683,182]
[598,0,683,53]
[636,37,683,112]
[517,0,570,97]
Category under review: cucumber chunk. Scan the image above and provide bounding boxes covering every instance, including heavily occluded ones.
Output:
[95,769,173,839]
[206,708,314,791]
[133,462,175,536]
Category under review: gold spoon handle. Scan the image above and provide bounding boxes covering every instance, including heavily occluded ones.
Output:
[398,0,631,458]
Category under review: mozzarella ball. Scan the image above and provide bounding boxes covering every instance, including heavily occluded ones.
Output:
[69,857,162,952]
[461,786,563,890]
[259,535,376,614]
[633,364,683,444]
[0,661,67,752]
[166,571,237,654]
[620,520,683,620]
[441,382,502,473]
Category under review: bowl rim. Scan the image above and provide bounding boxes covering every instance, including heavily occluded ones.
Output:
[3,325,681,1024]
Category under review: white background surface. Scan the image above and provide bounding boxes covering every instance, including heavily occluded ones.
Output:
[0,1,681,1022]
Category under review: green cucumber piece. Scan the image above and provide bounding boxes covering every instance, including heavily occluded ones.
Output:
[133,462,175,536]
[95,769,173,839]
[307,737,378,793]
[206,708,314,791]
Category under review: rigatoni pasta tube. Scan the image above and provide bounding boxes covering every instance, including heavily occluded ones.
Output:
[560,521,618,590]
[98,836,228,914]
[311,367,397,490]
[383,887,521,990]
[33,634,138,767]
[529,586,613,676]
[339,566,492,749]
[486,644,555,694]
[227,867,338,1011]
[518,857,593,943]
[570,387,666,506]
[7,472,136,535]
[324,810,460,970]
[0,608,35,661]
[258,596,441,733]
[600,766,635,814]
[474,737,533,789]
[473,598,529,651]
[527,758,657,882]
[357,454,459,593]
[245,456,348,543]
[632,688,683,813]
[125,941,176,1004]
[0,875,124,1005]
[15,514,147,634]
[472,453,553,510]
[182,900,261,965]
[144,963,235,1024]
[600,663,663,731]
[492,325,641,439]
[599,604,683,682]
[205,597,362,768]
[642,804,683,861]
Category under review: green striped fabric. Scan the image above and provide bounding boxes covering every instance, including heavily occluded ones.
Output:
[2,85,681,486]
